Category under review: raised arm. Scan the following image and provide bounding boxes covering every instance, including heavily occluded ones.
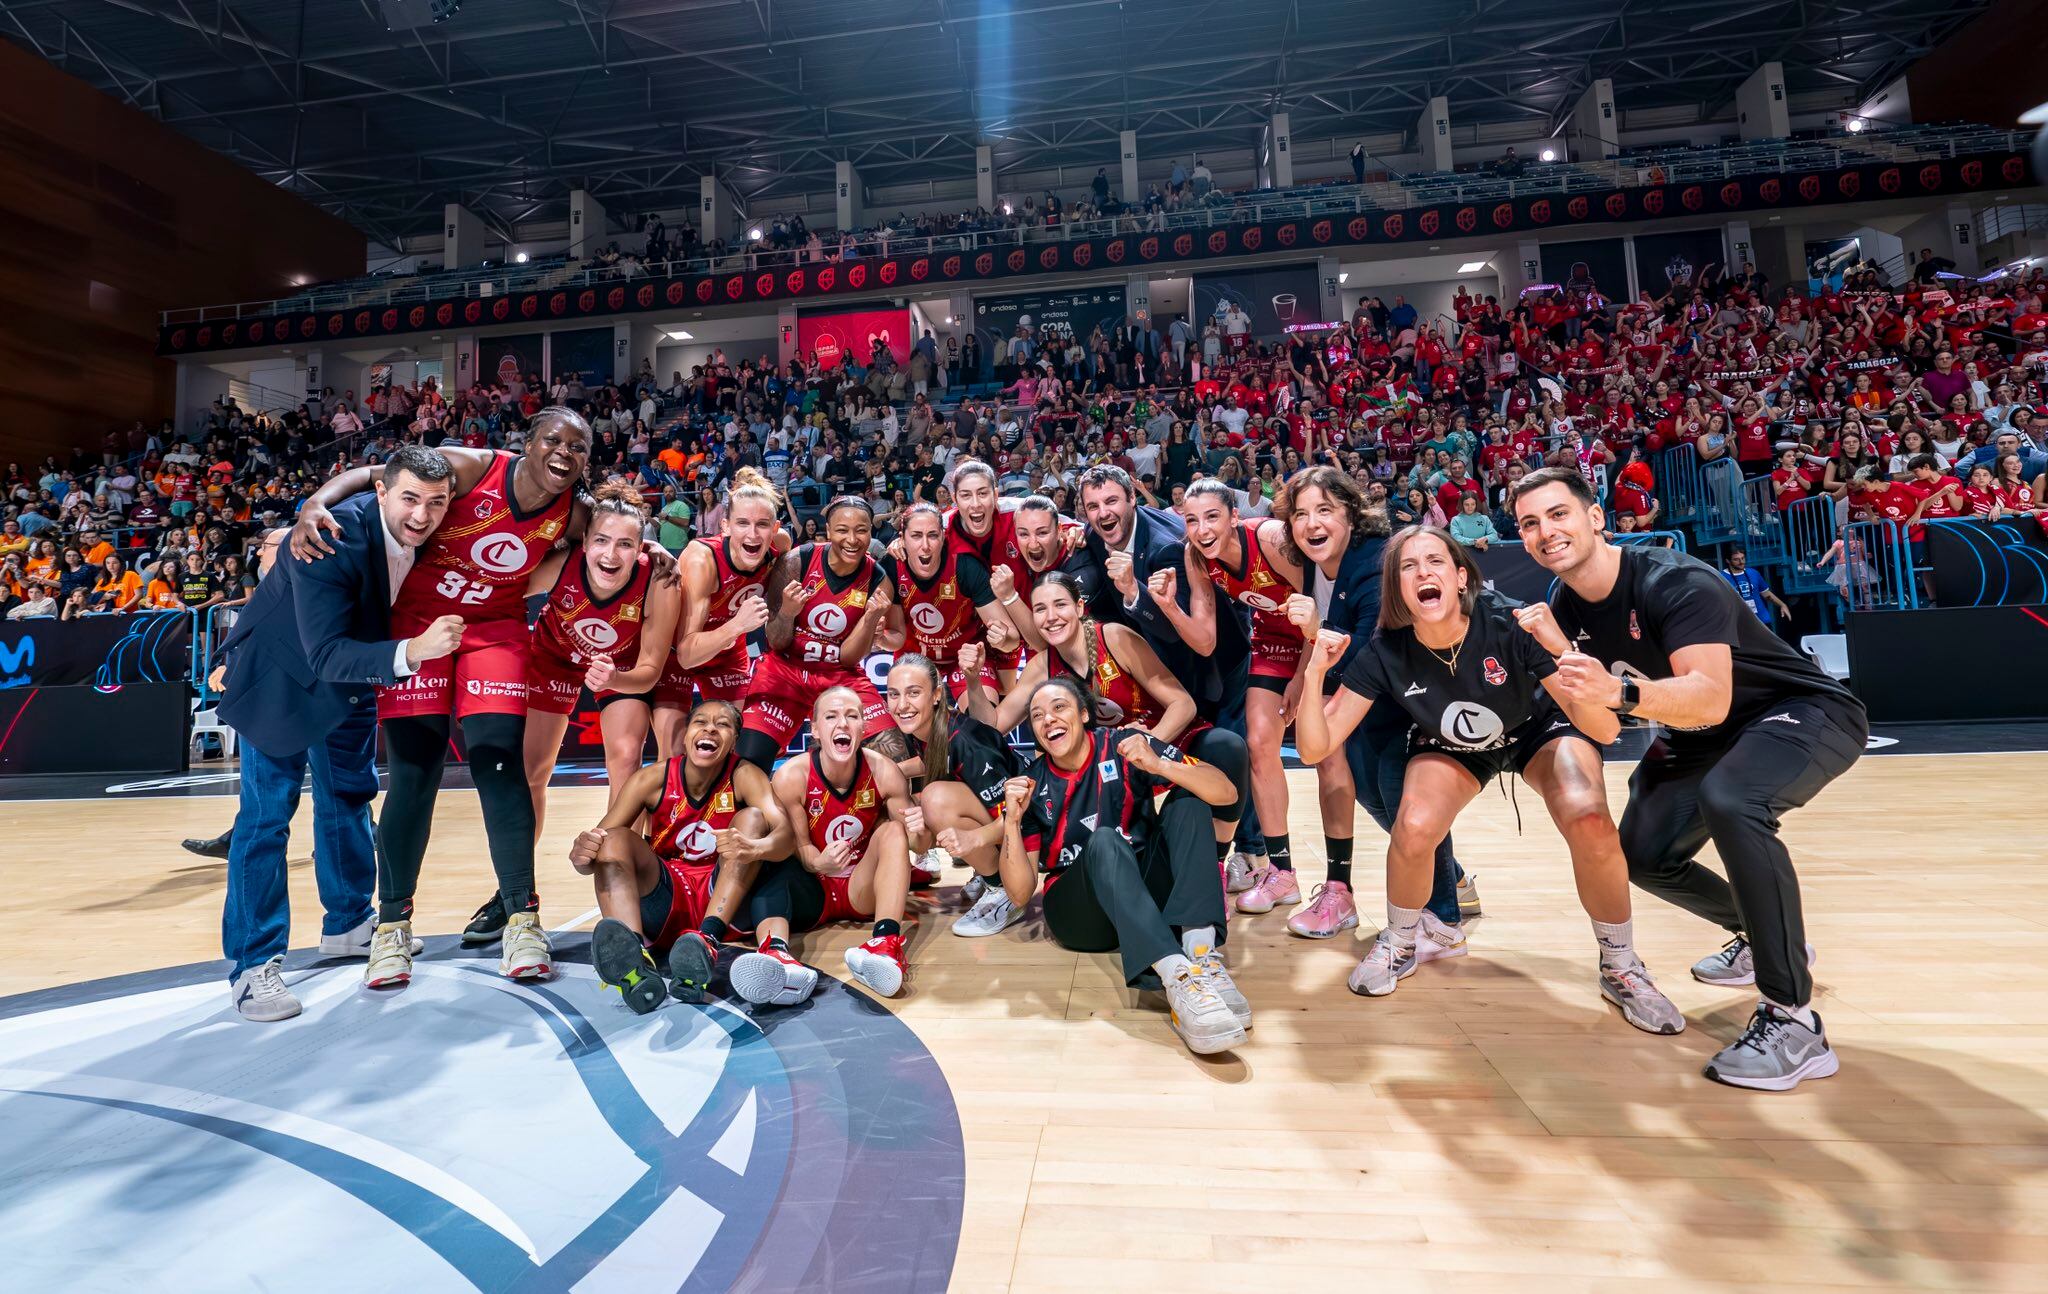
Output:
[567,763,668,874]
[1102,622,1196,743]
[1292,629,1371,764]
[605,576,682,694]
[1149,542,1216,653]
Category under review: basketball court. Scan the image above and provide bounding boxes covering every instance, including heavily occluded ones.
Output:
[6,728,2045,1292]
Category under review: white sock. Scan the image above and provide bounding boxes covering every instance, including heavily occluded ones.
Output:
[1591,918,1635,969]
[1154,952,1193,981]
[1765,996,1818,1029]
[1385,903,1423,951]
[1181,926,1218,959]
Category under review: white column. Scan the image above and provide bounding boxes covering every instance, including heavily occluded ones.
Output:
[1734,63,1789,141]
[1622,237,1641,303]
[975,143,996,211]
[1517,239,1543,292]
[1268,113,1293,188]
[1565,78,1618,161]
[699,175,730,244]
[443,204,486,269]
[1418,97,1453,173]
[777,305,799,367]
[1317,256,1341,323]
[569,190,607,260]
[452,334,477,391]
[835,161,861,231]
[1945,202,1982,274]
[1119,130,1140,205]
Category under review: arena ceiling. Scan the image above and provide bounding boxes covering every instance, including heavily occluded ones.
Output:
[1,0,1995,245]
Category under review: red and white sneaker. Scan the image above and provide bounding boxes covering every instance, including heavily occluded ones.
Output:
[499,912,554,981]
[1235,865,1301,914]
[728,941,820,1007]
[844,934,908,998]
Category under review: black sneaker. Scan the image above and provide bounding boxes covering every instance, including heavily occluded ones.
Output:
[667,929,720,1004]
[460,892,539,947]
[592,918,668,1015]
[181,830,234,860]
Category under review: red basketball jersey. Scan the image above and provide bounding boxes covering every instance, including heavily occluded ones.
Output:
[802,751,884,876]
[401,452,574,621]
[1047,622,1167,730]
[533,552,653,666]
[790,543,878,666]
[649,755,742,863]
[946,507,1031,596]
[895,547,982,665]
[689,537,774,675]
[1199,521,1302,641]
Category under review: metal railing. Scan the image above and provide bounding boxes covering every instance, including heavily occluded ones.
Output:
[1839,519,1919,611]
[161,122,2032,326]
[1780,495,1844,596]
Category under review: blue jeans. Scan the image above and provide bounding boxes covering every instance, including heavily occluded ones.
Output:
[1347,706,1464,924]
[221,702,379,979]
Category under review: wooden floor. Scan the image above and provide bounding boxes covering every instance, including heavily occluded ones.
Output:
[9,751,2048,1292]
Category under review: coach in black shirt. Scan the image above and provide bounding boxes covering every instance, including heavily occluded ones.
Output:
[1511,467,1866,1092]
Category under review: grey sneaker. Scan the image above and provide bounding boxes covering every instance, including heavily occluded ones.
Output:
[1193,951,1252,1030]
[1415,910,1468,965]
[1455,871,1482,918]
[1163,963,1245,1055]
[1347,929,1420,997]
[231,956,301,1022]
[952,888,1025,937]
[960,872,991,906]
[1690,935,1817,987]
[1600,958,1687,1035]
[1704,1004,1839,1091]
[319,916,422,959]
[1222,850,1257,894]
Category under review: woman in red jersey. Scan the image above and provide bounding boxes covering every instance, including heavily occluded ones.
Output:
[877,502,1018,704]
[654,467,787,759]
[736,496,896,771]
[520,484,681,837]
[570,700,790,1013]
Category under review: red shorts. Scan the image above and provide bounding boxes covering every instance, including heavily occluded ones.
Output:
[811,871,872,928]
[940,658,1001,704]
[647,857,752,952]
[653,648,756,710]
[741,653,891,750]
[1247,626,1305,686]
[379,613,530,720]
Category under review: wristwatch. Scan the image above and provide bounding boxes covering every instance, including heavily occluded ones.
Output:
[1613,676,1641,716]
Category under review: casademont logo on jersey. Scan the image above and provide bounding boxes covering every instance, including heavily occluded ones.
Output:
[472,533,530,575]
[911,603,946,636]
[679,821,717,861]
[808,604,848,637]
[1242,570,1281,612]
[825,814,865,845]
[574,619,620,651]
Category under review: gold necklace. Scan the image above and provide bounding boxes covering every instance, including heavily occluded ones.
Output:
[1423,632,1467,674]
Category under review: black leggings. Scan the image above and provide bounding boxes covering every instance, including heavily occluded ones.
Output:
[735,729,782,774]
[1618,700,1864,1008]
[1041,791,1226,986]
[740,857,826,933]
[1348,706,1463,924]
[1185,727,1249,826]
[377,712,536,922]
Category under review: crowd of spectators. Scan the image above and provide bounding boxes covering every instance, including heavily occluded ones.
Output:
[10,240,2046,635]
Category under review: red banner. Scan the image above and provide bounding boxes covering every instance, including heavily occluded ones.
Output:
[796,307,910,369]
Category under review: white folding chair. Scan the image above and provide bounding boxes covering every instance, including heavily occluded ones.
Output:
[1799,633,1850,681]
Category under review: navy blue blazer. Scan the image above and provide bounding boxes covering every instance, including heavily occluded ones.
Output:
[1317,528,1388,680]
[218,493,409,757]
[1079,504,1244,703]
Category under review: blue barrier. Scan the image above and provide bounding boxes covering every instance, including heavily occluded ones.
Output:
[1840,520,1919,611]
[1655,447,1703,526]
[1692,459,1747,544]
[1614,529,1689,552]
[1736,474,1787,565]
[1779,495,1841,596]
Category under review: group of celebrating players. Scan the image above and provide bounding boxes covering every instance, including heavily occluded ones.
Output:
[288,402,1866,1090]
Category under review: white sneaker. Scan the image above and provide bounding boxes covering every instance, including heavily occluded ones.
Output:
[1222,850,1257,894]
[1163,962,1246,1055]
[1193,951,1252,1031]
[320,916,423,958]
[1690,935,1818,987]
[364,921,415,989]
[1348,929,1420,997]
[729,942,821,1007]
[1455,871,1482,918]
[960,872,991,906]
[231,956,301,1022]
[500,911,555,980]
[952,887,1025,937]
[1600,958,1687,1035]
[1415,910,1468,964]
[912,846,951,886]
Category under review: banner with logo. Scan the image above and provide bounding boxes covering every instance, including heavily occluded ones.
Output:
[797,307,911,369]
[972,286,1129,370]
[162,150,2037,357]
[478,332,545,391]
[1194,262,1317,340]
[0,611,191,689]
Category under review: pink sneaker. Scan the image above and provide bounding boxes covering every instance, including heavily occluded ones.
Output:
[1286,881,1359,939]
[1235,865,1302,914]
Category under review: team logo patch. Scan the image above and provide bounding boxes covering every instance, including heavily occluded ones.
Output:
[855,787,876,810]
[1097,760,1120,783]
[573,619,620,651]
[807,604,848,638]
[824,813,866,845]
[910,603,946,636]
[1439,700,1505,750]
[540,519,563,540]
[713,790,735,812]
[620,604,640,622]
[1096,658,1120,680]
[1483,656,1506,687]
[471,533,530,575]
[678,820,717,860]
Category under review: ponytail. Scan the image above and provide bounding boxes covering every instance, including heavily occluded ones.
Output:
[894,653,950,788]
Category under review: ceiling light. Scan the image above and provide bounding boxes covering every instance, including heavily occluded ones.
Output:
[1002,202,1013,215]
[747,227,763,241]
[1846,117,1866,133]
[1539,148,1556,162]
[1458,260,1490,273]
[944,315,955,324]
[514,251,529,263]
[666,329,694,340]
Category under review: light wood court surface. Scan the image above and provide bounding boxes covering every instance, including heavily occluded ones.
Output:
[8,751,2048,1292]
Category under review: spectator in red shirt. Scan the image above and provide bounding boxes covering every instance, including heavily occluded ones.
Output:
[1771,446,1818,512]
[1434,459,1483,517]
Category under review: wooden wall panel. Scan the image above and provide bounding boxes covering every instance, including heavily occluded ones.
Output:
[0,41,363,467]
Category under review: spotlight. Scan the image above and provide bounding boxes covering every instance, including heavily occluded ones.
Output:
[1002,203,1013,215]
[1846,117,1866,134]
[748,227,764,241]
[514,251,529,264]
[1540,148,1556,162]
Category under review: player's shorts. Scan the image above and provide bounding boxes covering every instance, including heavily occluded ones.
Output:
[652,647,755,709]
[642,856,752,952]
[986,641,1024,672]
[938,657,1001,704]
[379,612,529,720]
[740,653,892,750]
[1409,705,1593,787]
[1245,627,1306,691]
[781,869,872,930]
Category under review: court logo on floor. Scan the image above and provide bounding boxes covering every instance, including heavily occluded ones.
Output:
[0,941,963,1292]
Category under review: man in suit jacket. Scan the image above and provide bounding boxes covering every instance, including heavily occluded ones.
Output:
[218,445,464,1021]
